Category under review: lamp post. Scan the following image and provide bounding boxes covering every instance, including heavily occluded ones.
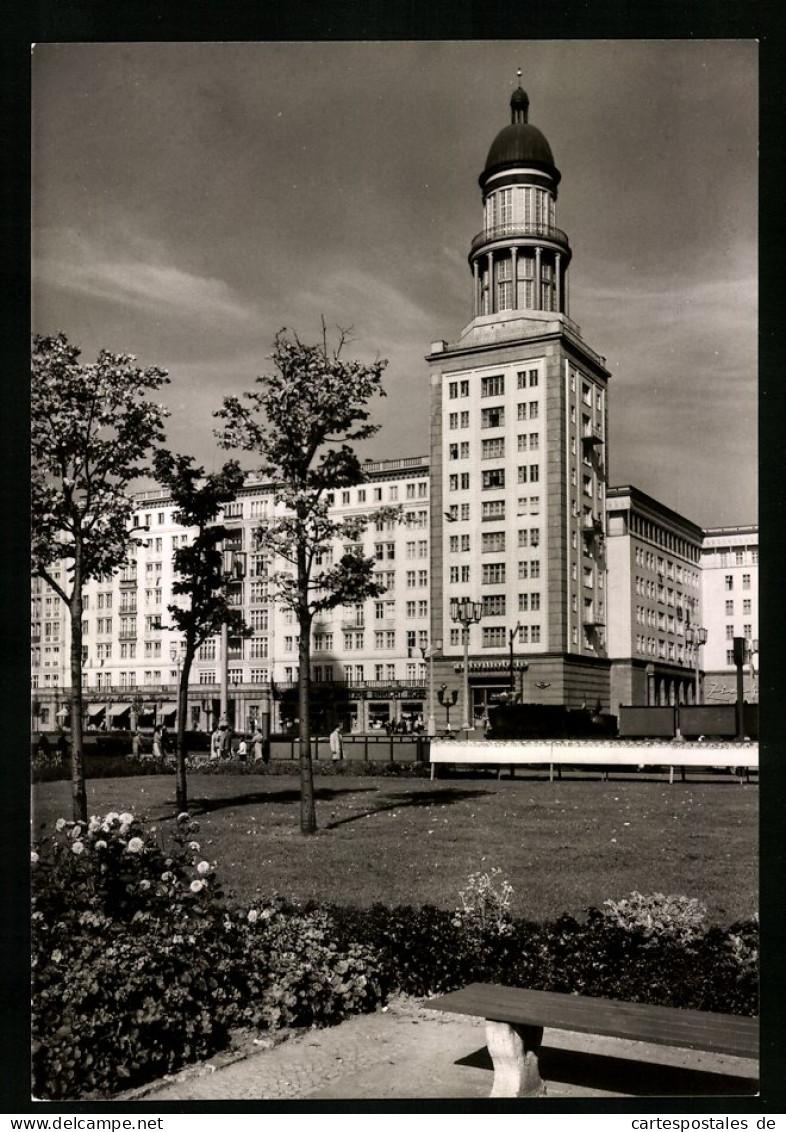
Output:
[686,625,708,704]
[450,597,483,732]
[420,639,443,737]
[508,622,523,695]
[437,683,458,733]
[219,549,246,726]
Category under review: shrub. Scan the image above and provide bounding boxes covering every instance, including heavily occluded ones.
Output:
[602,891,708,947]
[454,867,514,937]
[31,814,384,1100]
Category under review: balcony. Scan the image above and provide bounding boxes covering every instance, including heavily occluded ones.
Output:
[470,222,570,257]
[581,515,604,538]
[583,613,605,628]
[581,426,604,448]
[119,576,138,589]
[342,619,365,631]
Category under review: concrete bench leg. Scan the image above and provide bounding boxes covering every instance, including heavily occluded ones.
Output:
[485,1020,546,1098]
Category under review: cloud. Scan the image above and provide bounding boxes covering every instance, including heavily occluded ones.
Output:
[34,227,260,328]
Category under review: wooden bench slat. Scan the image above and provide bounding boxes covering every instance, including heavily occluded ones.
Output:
[428,984,758,1060]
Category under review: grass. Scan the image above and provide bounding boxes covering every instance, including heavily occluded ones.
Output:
[32,770,758,925]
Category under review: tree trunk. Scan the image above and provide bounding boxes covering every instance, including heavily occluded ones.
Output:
[68,551,87,823]
[297,563,315,834]
[175,647,193,812]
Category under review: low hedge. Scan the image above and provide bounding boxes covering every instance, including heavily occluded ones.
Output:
[322,902,758,1016]
[32,756,431,783]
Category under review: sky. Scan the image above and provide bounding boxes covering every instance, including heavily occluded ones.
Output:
[31,40,758,527]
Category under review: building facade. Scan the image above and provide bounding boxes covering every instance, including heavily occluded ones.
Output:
[30,83,758,734]
[426,83,611,721]
[31,457,434,735]
[699,526,759,704]
[605,486,704,710]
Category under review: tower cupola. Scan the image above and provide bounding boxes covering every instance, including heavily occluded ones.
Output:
[469,79,571,319]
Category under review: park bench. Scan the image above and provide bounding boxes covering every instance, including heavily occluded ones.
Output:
[428,982,759,1098]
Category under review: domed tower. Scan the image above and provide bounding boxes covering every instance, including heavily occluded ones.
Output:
[427,81,611,723]
[470,83,571,319]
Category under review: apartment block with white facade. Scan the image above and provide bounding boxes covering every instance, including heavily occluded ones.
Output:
[700,526,758,704]
[31,457,432,734]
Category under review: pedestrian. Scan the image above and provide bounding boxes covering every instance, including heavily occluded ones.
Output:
[252,725,268,763]
[36,733,50,760]
[131,730,143,760]
[238,734,248,761]
[210,725,222,761]
[329,724,344,762]
[220,725,232,760]
[152,725,164,762]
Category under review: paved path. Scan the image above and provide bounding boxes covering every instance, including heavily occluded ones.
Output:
[131,996,758,1102]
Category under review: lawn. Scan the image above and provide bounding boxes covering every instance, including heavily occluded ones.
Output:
[32,771,758,924]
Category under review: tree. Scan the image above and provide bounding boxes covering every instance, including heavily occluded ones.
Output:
[216,325,389,834]
[152,451,251,812]
[31,333,169,822]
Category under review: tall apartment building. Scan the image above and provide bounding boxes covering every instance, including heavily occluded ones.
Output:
[426,83,611,721]
[700,526,759,703]
[605,486,704,709]
[31,457,433,734]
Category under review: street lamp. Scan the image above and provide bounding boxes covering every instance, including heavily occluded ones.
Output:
[450,598,483,732]
[219,549,246,726]
[686,625,708,704]
[508,622,523,695]
[437,684,458,733]
[420,639,443,737]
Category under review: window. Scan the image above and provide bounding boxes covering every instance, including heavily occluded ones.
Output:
[449,412,458,429]
[480,439,505,461]
[406,571,416,588]
[482,562,506,585]
[249,638,268,659]
[726,649,735,665]
[460,441,470,458]
[529,432,539,450]
[460,380,469,397]
[743,599,752,614]
[418,570,428,587]
[482,594,506,617]
[482,531,506,553]
[742,574,751,590]
[389,485,398,501]
[726,625,734,640]
[481,374,505,397]
[461,503,470,521]
[460,473,470,490]
[481,500,505,522]
[449,443,459,460]
[448,381,458,399]
[517,435,528,452]
[531,625,541,643]
[482,626,506,648]
[725,575,734,590]
[460,411,470,428]
[482,469,505,490]
[481,407,505,429]
[529,464,539,483]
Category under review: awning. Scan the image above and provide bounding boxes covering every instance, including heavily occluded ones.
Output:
[56,708,70,719]
[159,702,178,719]
[110,703,131,718]
[139,704,157,715]
[87,706,106,721]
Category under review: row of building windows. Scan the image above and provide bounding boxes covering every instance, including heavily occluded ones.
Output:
[724,574,752,590]
[724,599,753,615]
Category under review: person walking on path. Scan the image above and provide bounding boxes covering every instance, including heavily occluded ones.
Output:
[329,724,344,762]
[210,725,222,761]
[220,724,232,760]
[131,730,143,760]
[252,725,268,764]
[152,725,164,763]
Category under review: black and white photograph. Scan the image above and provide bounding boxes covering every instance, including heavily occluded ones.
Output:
[27,38,764,1112]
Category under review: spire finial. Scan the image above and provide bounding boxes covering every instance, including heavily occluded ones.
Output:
[510,77,529,124]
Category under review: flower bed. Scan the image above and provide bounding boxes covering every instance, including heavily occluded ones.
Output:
[32,820,758,1100]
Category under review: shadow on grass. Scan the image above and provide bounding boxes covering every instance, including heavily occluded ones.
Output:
[151,786,381,821]
[324,787,493,829]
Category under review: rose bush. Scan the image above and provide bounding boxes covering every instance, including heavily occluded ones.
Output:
[31,812,382,1100]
